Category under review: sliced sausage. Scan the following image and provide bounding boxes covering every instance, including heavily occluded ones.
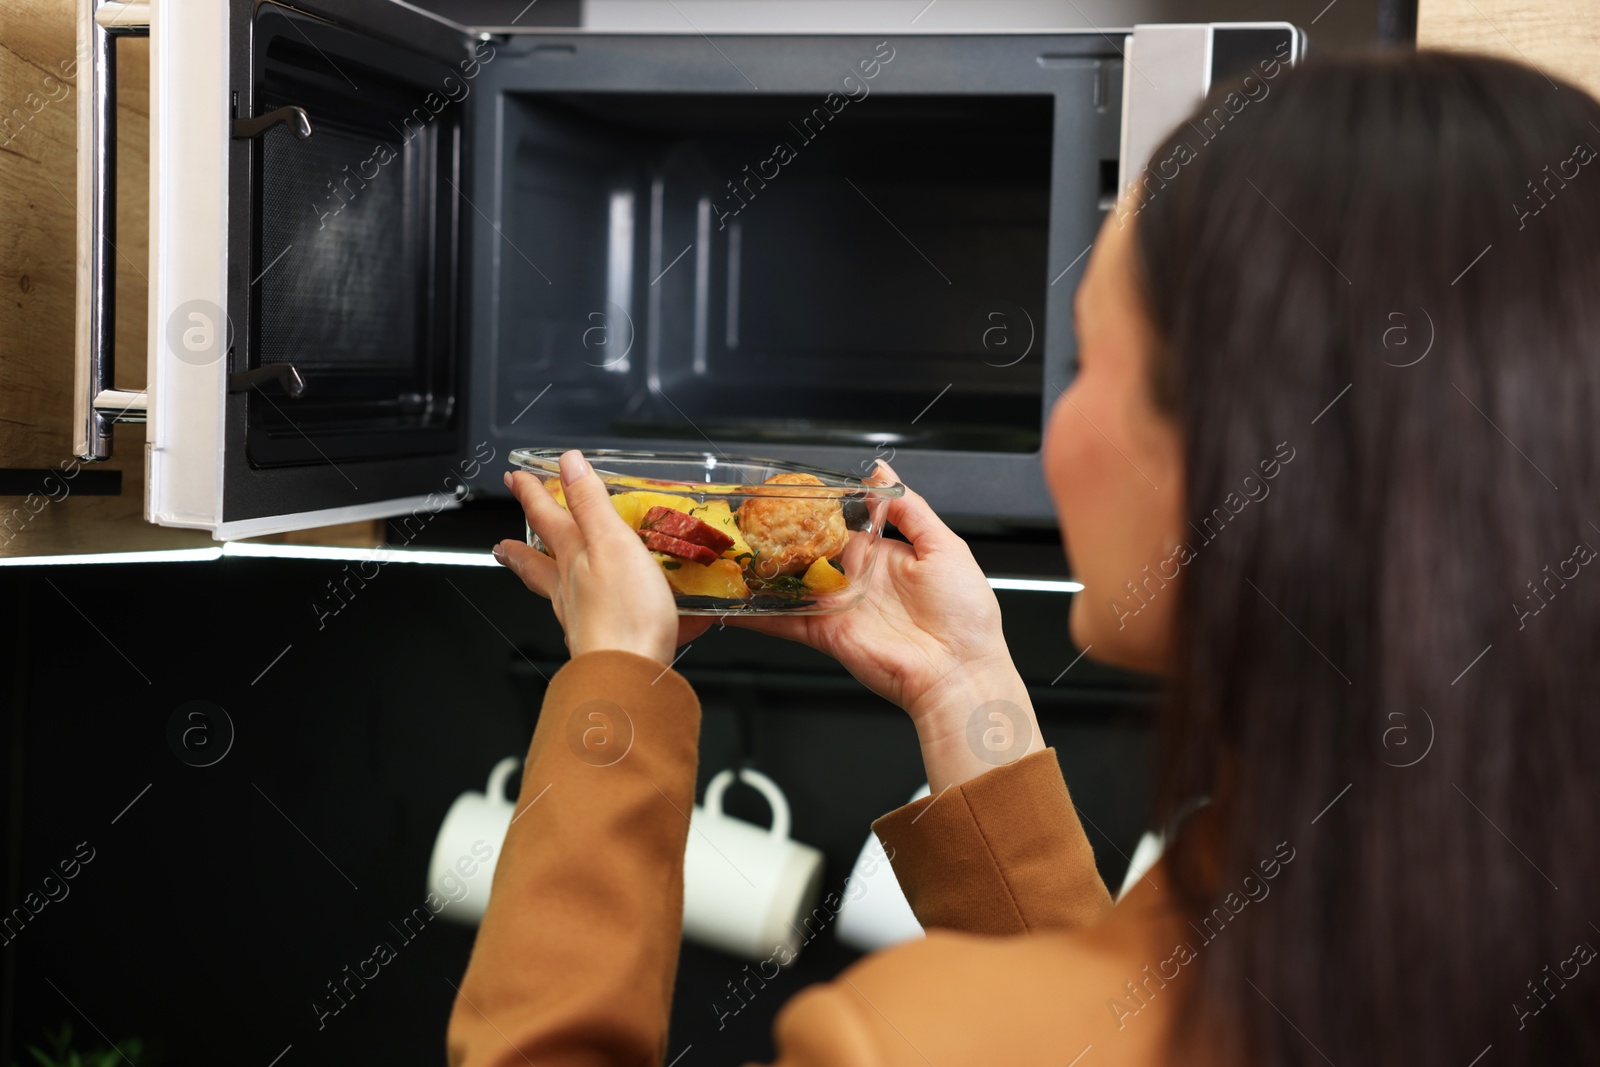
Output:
[640,529,720,565]
[639,506,735,553]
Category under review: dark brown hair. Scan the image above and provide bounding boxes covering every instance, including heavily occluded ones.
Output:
[1135,51,1600,1064]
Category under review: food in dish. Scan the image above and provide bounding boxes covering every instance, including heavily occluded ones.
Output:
[535,472,851,603]
[800,555,850,594]
[736,473,850,577]
[661,558,751,600]
[638,506,734,564]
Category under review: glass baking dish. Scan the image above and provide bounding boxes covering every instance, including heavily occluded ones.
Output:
[508,449,904,615]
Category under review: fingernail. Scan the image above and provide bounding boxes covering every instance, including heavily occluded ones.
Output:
[492,543,506,562]
[559,450,590,488]
[502,471,513,490]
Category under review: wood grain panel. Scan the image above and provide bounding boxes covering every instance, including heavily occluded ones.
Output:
[0,2,199,556]
[0,0,379,557]
[1418,0,1600,100]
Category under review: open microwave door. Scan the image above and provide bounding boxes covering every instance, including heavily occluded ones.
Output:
[143,0,476,539]
[1117,22,1306,192]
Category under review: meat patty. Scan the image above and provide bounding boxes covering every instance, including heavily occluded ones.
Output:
[640,506,735,553]
[736,473,849,577]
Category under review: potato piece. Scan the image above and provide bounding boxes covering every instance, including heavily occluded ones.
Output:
[801,556,849,594]
[664,557,752,600]
[532,480,754,560]
[620,493,752,560]
[611,474,741,492]
[609,492,645,529]
[537,478,648,528]
[621,491,697,527]
[684,500,753,560]
[551,488,708,542]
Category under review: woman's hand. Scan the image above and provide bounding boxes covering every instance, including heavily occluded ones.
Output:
[494,450,711,667]
[731,462,1042,790]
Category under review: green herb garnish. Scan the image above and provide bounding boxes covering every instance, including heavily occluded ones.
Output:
[747,573,808,597]
[662,561,682,570]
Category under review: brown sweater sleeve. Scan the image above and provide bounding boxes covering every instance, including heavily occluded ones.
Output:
[445,649,701,1067]
[868,748,1113,935]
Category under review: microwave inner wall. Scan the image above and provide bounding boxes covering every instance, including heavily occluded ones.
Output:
[492,92,1053,453]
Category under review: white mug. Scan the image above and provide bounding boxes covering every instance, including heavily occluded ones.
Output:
[427,756,520,926]
[683,768,825,963]
[835,783,928,952]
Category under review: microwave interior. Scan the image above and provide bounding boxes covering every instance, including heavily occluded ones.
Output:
[486,91,1055,453]
[224,7,1121,526]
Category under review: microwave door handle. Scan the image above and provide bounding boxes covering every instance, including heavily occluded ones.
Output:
[233,106,314,141]
[73,0,151,461]
[229,364,307,398]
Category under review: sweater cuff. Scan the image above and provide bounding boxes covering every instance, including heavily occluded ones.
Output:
[526,648,700,780]
[869,748,1112,936]
[447,648,701,1067]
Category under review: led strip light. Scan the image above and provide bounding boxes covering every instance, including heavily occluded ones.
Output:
[0,547,224,567]
[218,542,501,567]
[0,543,1084,590]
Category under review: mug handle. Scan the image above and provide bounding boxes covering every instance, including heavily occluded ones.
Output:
[702,767,791,840]
[486,756,522,803]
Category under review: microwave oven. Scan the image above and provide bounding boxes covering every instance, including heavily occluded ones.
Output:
[74,0,1303,537]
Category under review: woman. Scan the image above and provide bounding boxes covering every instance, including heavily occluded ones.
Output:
[449,51,1600,1065]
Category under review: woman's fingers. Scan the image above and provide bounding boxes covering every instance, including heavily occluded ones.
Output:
[507,470,582,560]
[495,538,558,598]
[677,616,714,647]
[875,461,959,557]
[720,611,814,645]
[835,525,882,578]
[557,450,633,546]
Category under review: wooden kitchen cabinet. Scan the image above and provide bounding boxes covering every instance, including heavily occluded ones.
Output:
[0,0,379,558]
[1418,0,1600,98]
